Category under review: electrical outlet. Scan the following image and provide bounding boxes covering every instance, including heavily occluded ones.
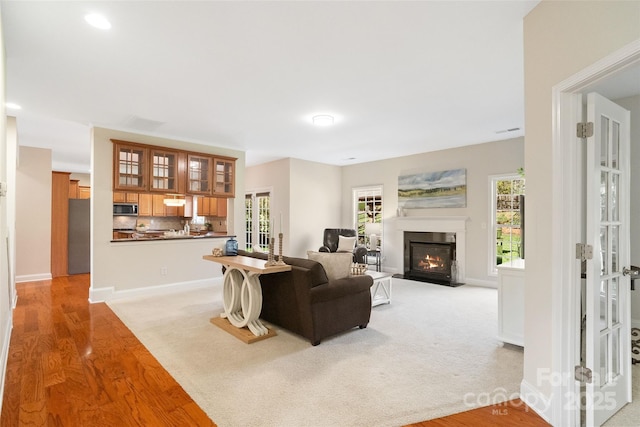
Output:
[160,266,167,275]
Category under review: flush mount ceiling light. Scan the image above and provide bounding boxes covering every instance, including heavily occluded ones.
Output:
[5,102,21,110]
[312,115,334,126]
[163,194,186,207]
[84,13,111,30]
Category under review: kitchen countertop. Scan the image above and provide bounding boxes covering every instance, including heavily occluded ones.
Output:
[112,229,233,242]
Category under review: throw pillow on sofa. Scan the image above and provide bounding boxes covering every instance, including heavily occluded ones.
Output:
[337,235,357,252]
[307,251,352,281]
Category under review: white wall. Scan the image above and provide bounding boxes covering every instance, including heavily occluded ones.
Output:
[244,158,291,253]
[15,147,52,282]
[90,127,245,300]
[245,157,342,258]
[290,159,342,257]
[617,95,640,325]
[0,7,13,408]
[341,137,524,284]
[523,0,640,407]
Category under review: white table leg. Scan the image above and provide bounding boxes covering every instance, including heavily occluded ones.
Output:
[221,265,269,336]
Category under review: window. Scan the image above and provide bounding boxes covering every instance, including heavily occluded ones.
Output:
[353,186,383,248]
[245,191,271,252]
[490,174,525,274]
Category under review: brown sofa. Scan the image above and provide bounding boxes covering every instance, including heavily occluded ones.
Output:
[237,250,374,345]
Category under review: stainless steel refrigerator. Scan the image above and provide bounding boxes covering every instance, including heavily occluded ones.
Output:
[68,199,90,274]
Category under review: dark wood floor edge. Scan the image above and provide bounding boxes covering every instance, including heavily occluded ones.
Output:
[0,316,13,417]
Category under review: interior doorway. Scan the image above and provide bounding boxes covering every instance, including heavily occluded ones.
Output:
[552,40,640,427]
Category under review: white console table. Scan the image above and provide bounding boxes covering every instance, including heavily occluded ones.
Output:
[497,259,525,347]
[203,255,291,343]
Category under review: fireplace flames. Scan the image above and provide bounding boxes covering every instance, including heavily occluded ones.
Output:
[417,255,445,271]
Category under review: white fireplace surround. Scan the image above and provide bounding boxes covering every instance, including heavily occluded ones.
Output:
[396,216,468,283]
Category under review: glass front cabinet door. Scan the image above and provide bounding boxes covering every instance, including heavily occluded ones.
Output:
[114,143,148,191]
[213,158,235,197]
[187,154,211,194]
[150,148,178,192]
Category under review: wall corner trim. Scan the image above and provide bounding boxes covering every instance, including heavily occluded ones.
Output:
[520,379,552,424]
[0,314,13,416]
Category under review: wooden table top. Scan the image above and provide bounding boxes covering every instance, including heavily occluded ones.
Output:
[203,255,292,274]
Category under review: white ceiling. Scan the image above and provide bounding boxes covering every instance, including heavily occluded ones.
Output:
[3,1,542,173]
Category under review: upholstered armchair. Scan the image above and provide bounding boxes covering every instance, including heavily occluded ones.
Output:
[318,228,367,264]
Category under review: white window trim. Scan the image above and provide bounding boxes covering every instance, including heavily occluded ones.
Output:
[245,186,273,252]
[488,173,524,276]
[353,185,383,249]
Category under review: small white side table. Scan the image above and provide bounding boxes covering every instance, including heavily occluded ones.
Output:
[366,270,393,306]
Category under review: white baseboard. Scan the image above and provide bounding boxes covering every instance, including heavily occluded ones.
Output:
[464,277,497,288]
[90,277,223,303]
[15,273,52,283]
[0,312,13,416]
[520,379,552,424]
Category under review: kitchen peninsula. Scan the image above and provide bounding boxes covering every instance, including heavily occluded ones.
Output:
[111,231,234,242]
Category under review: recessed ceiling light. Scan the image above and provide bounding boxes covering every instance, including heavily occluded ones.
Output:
[85,13,111,30]
[312,115,334,126]
[5,102,21,110]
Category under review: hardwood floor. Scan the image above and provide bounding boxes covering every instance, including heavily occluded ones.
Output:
[2,275,550,426]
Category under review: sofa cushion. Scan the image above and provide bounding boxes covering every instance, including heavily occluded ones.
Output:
[238,249,328,287]
[337,235,356,252]
[307,251,352,281]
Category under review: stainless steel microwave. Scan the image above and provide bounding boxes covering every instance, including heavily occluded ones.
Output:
[113,203,138,216]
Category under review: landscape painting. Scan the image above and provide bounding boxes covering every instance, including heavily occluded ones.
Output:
[398,168,467,209]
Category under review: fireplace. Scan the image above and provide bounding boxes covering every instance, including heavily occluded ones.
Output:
[403,231,459,285]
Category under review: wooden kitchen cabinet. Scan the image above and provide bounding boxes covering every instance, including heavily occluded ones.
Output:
[69,180,79,199]
[113,142,148,192]
[113,192,138,203]
[150,148,179,193]
[78,186,91,199]
[138,193,153,216]
[213,158,235,197]
[152,194,167,216]
[187,154,211,195]
[216,197,227,217]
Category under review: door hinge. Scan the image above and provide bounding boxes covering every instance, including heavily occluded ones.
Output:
[575,365,593,383]
[577,122,594,138]
[576,243,593,261]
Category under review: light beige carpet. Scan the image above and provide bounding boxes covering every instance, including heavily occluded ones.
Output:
[604,364,640,427]
[107,278,524,427]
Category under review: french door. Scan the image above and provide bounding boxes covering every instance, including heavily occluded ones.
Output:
[584,92,632,426]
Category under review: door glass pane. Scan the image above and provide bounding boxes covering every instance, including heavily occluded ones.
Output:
[611,173,619,221]
[600,171,608,222]
[600,280,608,331]
[611,277,619,324]
[601,116,609,166]
[611,226,619,273]
[600,334,609,386]
[612,121,619,170]
[612,328,620,377]
[600,227,608,276]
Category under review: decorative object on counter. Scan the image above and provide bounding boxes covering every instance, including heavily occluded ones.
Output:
[265,237,277,267]
[211,247,223,257]
[225,237,238,256]
[136,222,147,231]
[276,232,286,265]
[351,263,367,275]
[205,222,212,231]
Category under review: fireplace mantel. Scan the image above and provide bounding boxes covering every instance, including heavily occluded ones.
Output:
[395,216,468,283]
[395,216,468,233]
